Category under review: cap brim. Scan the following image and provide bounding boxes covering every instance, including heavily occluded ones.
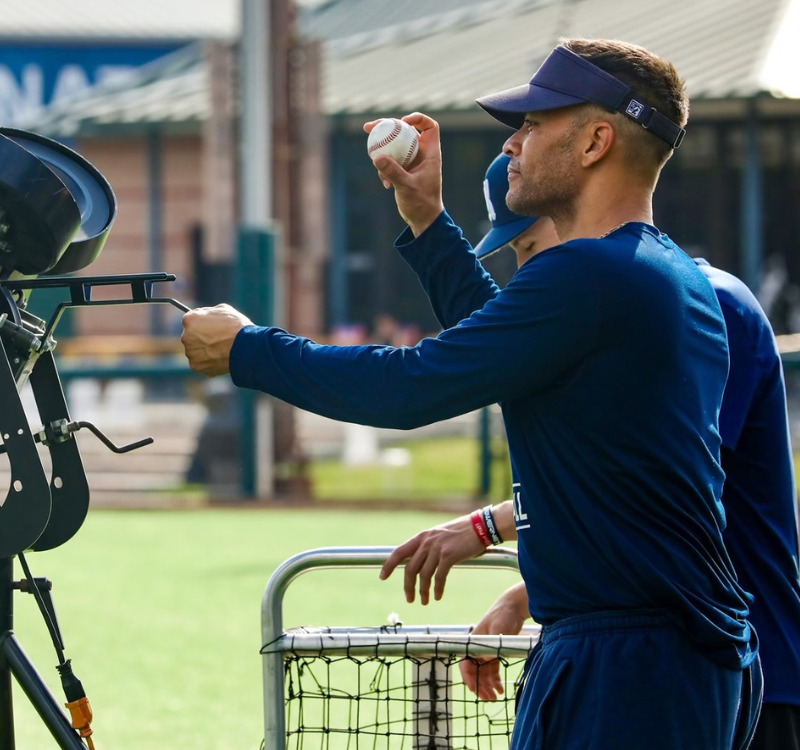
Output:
[474,216,538,259]
[477,84,586,129]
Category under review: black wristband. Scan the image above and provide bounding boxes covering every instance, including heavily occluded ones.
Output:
[482,505,503,546]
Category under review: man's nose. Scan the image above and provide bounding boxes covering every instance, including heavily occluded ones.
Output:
[503,128,524,157]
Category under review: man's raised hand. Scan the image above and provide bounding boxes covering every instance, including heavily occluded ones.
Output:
[363,112,444,237]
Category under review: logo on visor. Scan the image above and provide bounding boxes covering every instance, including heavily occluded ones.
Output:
[625,100,645,119]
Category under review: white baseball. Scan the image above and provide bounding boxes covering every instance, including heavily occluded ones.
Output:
[367,118,419,168]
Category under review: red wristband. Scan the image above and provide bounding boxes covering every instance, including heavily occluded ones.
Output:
[470,509,492,548]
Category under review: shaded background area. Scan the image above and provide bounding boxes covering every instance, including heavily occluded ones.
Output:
[2,0,799,505]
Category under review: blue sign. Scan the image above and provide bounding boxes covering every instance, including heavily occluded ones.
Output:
[0,43,182,123]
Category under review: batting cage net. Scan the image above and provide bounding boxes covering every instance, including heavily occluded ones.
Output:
[262,626,537,750]
[262,547,538,750]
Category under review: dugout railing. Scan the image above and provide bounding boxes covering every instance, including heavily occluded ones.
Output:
[262,546,540,750]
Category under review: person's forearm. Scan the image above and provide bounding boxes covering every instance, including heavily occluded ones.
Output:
[396,212,499,329]
[471,579,530,637]
[499,580,529,619]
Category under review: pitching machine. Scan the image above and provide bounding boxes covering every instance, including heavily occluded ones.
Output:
[0,127,189,749]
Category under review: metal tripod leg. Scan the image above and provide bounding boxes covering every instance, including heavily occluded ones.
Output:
[1,634,85,749]
[0,559,13,750]
[0,558,84,750]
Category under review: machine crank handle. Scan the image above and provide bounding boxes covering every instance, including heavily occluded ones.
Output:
[74,421,154,453]
[0,418,153,455]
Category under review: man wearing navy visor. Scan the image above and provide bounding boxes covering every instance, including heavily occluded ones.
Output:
[384,149,800,749]
[182,38,762,748]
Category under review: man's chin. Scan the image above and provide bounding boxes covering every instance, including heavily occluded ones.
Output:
[507,195,539,218]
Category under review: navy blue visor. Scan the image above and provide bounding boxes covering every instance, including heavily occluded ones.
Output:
[477,46,685,149]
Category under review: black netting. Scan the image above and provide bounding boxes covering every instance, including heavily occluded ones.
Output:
[271,639,526,750]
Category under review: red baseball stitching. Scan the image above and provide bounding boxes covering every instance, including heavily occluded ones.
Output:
[368,120,404,156]
[401,140,417,167]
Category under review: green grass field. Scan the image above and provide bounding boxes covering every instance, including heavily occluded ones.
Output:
[10,508,520,750]
[310,436,513,502]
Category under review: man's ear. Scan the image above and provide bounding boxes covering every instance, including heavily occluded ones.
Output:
[580,120,615,167]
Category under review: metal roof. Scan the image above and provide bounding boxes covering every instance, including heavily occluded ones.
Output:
[323,0,800,116]
[0,0,331,41]
[17,44,207,136]
[0,0,240,40]
[300,0,525,40]
[21,0,800,137]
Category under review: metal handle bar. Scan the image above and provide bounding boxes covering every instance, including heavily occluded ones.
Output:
[261,545,520,750]
[261,545,519,650]
[0,272,192,340]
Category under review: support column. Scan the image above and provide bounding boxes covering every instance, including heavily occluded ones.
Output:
[146,129,164,335]
[740,101,763,292]
[328,130,349,327]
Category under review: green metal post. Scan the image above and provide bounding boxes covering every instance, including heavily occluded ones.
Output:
[235,226,277,497]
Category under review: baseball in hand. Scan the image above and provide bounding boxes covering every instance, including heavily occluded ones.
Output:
[367,118,419,168]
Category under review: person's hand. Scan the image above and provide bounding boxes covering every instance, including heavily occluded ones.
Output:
[363,113,444,237]
[460,582,529,701]
[181,303,253,377]
[379,514,486,605]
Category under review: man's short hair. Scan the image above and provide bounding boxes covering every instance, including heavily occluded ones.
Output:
[561,38,689,169]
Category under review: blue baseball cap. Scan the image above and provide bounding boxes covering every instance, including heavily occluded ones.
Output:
[473,153,538,260]
[476,45,685,149]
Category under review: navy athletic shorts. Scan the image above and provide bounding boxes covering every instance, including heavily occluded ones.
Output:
[510,608,762,750]
[750,703,800,750]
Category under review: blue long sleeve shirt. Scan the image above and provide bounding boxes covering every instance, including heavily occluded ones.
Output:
[230,211,756,669]
[695,260,800,703]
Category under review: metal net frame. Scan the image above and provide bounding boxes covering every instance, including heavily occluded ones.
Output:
[261,547,538,750]
[264,627,535,750]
